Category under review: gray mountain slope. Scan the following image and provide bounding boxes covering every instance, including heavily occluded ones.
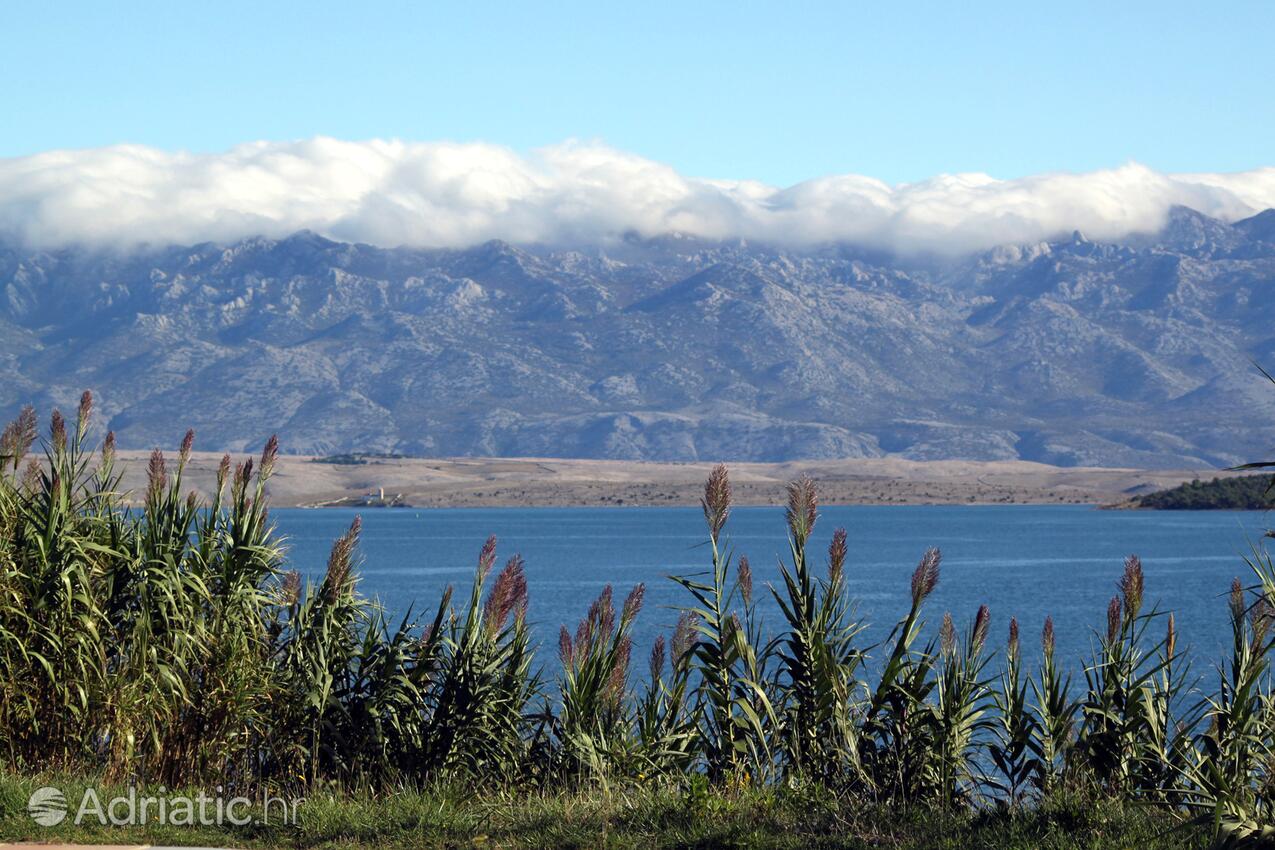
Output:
[2,205,1274,467]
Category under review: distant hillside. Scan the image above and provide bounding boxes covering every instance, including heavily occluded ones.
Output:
[1133,475,1275,510]
[3,205,1275,465]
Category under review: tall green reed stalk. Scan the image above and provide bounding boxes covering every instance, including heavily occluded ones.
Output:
[860,548,943,804]
[1077,556,1173,794]
[1029,616,1078,796]
[636,611,698,777]
[1179,573,1275,843]
[671,465,772,783]
[419,539,536,783]
[770,480,865,785]
[933,605,995,806]
[991,618,1036,808]
[556,583,644,781]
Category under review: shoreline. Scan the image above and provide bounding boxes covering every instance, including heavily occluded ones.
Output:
[106,451,1242,509]
[288,500,1109,510]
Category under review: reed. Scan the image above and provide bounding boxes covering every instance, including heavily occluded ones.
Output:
[1177,571,1275,843]
[1076,556,1175,794]
[858,547,943,804]
[635,611,697,777]
[554,582,645,780]
[932,604,995,806]
[1029,616,1079,796]
[990,618,1036,808]
[769,484,866,785]
[670,464,772,783]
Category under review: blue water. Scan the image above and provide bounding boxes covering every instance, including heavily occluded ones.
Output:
[271,505,1273,676]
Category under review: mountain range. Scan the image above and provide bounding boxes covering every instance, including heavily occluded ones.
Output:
[3,205,1275,468]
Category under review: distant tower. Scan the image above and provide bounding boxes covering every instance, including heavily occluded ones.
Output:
[378,487,385,501]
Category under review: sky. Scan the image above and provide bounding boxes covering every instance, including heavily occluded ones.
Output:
[5,0,1273,187]
[2,1,1274,254]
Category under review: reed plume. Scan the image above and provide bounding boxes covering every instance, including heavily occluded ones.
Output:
[702,463,731,543]
[912,547,941,605]
[785,476,817,544]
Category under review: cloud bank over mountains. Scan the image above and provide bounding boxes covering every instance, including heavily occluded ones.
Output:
[2,137,1273,255]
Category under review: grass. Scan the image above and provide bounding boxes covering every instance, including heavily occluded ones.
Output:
[0,773,1210,849]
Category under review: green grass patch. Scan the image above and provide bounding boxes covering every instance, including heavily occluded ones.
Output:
[0,773,1208,850]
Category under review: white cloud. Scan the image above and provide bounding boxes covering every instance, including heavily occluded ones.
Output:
[1,137,1272,255]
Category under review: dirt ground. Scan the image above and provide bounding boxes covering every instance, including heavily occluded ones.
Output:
[107,451,1234,508]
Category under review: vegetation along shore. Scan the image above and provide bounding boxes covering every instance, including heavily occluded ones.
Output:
[1,395,1272,848]
[1121,475,1275,511]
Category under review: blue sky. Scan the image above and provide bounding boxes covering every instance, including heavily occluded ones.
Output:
[4,0,1272,187]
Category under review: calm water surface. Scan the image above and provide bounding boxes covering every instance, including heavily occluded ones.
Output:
[271,505,1272,675]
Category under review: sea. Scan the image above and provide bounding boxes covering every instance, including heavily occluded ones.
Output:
[271,504,1273,677]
